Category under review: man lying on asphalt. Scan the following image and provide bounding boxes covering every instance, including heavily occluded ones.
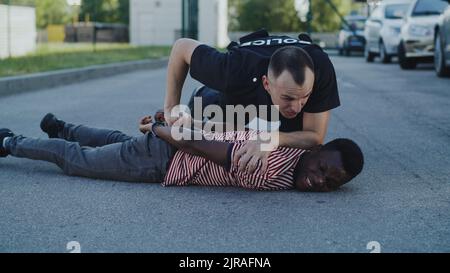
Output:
[0,113,363,192]
[164,29,340,175]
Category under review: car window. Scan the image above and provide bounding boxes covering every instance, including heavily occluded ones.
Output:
[385,4,410,19]
[412,0,448,16]
[343,19,366,30]
[352,19,366,30]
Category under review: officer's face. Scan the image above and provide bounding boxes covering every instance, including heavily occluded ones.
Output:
[263,68,315,119]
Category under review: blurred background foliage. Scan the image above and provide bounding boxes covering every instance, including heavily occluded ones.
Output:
[1,0,362,32]
[229,0,361,32]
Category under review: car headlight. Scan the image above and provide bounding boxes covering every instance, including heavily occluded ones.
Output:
[408,24,433,37]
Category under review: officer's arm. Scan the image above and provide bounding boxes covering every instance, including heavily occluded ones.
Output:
[153,125,230,167]
[164,38,202,125]
[278,111,330,149]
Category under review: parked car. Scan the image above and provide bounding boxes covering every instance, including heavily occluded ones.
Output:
[364,0,413,63]
[434,0,450,76]
[338,15,367,56]
[398,0,449,69]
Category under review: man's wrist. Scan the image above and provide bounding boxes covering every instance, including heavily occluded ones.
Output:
[151,123,164,136]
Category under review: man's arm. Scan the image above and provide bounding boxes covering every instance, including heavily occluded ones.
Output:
[164,38,202,125]
[191,118,243,132]
[153,125,230,167]
[278,111,330,149]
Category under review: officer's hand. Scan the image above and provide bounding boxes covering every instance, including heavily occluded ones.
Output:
[172,113,193,128]
[139,115,153,134]
[233,132,279,175]
[233,141,271,175]
[164,107,179,126]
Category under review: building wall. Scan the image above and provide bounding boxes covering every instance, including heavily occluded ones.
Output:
[130,0,182,46]
[130,0,229,47]
[0,5,36,59]
[198,0,229,47]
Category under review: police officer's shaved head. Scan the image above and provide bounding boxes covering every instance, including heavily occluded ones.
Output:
[268,46,315,86]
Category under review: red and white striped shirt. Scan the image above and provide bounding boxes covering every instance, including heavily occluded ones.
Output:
[163,130,305,190]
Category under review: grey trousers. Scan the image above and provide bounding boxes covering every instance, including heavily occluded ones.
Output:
[5,123,177,183]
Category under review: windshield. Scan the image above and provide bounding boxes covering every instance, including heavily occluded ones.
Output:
[412,0,448,16]
[344,19,366,31]
[385,4,410,19]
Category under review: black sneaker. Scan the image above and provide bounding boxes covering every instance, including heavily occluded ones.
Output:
[40,113,65,139]
[0,128,14,157]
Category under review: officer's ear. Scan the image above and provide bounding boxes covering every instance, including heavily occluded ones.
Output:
[262,75,271,93]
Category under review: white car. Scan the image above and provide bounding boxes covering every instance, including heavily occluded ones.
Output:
[434,1,450,77]
[398,0,449,69]
[364,0,413,63]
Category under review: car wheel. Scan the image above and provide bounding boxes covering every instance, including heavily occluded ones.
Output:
[398,41,417,70]
[345,47,351,56]
[434,32,450,77]
[365,45,375,63]
[379,40,391,64]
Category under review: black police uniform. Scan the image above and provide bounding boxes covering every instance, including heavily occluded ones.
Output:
[188,30,340,132]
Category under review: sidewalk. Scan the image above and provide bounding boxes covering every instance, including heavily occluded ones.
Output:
[0,58,168,98]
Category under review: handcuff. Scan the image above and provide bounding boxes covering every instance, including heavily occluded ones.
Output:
[150,110,167,137]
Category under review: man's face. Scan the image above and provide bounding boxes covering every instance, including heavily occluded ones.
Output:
[263,68,315,119]
[294,149,351,192]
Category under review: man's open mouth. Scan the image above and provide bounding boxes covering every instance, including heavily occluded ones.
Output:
[306,177,313,188]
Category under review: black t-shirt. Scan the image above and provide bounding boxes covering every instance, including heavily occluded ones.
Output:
[189,35,340,132]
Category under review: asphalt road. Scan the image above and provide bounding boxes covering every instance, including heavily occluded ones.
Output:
[0,53,449,253]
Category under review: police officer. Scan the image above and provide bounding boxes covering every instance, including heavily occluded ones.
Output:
[163,29,340,174]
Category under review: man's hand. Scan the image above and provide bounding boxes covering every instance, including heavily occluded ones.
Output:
[139,115,153,134]
[154,109,166,124]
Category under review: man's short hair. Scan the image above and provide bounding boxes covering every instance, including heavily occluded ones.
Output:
[268,46,315,86]
[323,138,364,178]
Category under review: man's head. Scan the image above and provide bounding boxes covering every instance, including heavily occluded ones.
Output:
[294,139,364,192]
[263,46,315,119]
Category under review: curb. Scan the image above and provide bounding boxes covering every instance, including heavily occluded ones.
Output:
[0,58,168,98]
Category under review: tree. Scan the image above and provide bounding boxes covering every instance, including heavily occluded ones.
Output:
[117,0,129,25]
[35,0,70,29]
[79,0,129,24]
[229,0,359,33]
[232,0,304,32]
[228,0,244,31]
[310,0,354,32]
